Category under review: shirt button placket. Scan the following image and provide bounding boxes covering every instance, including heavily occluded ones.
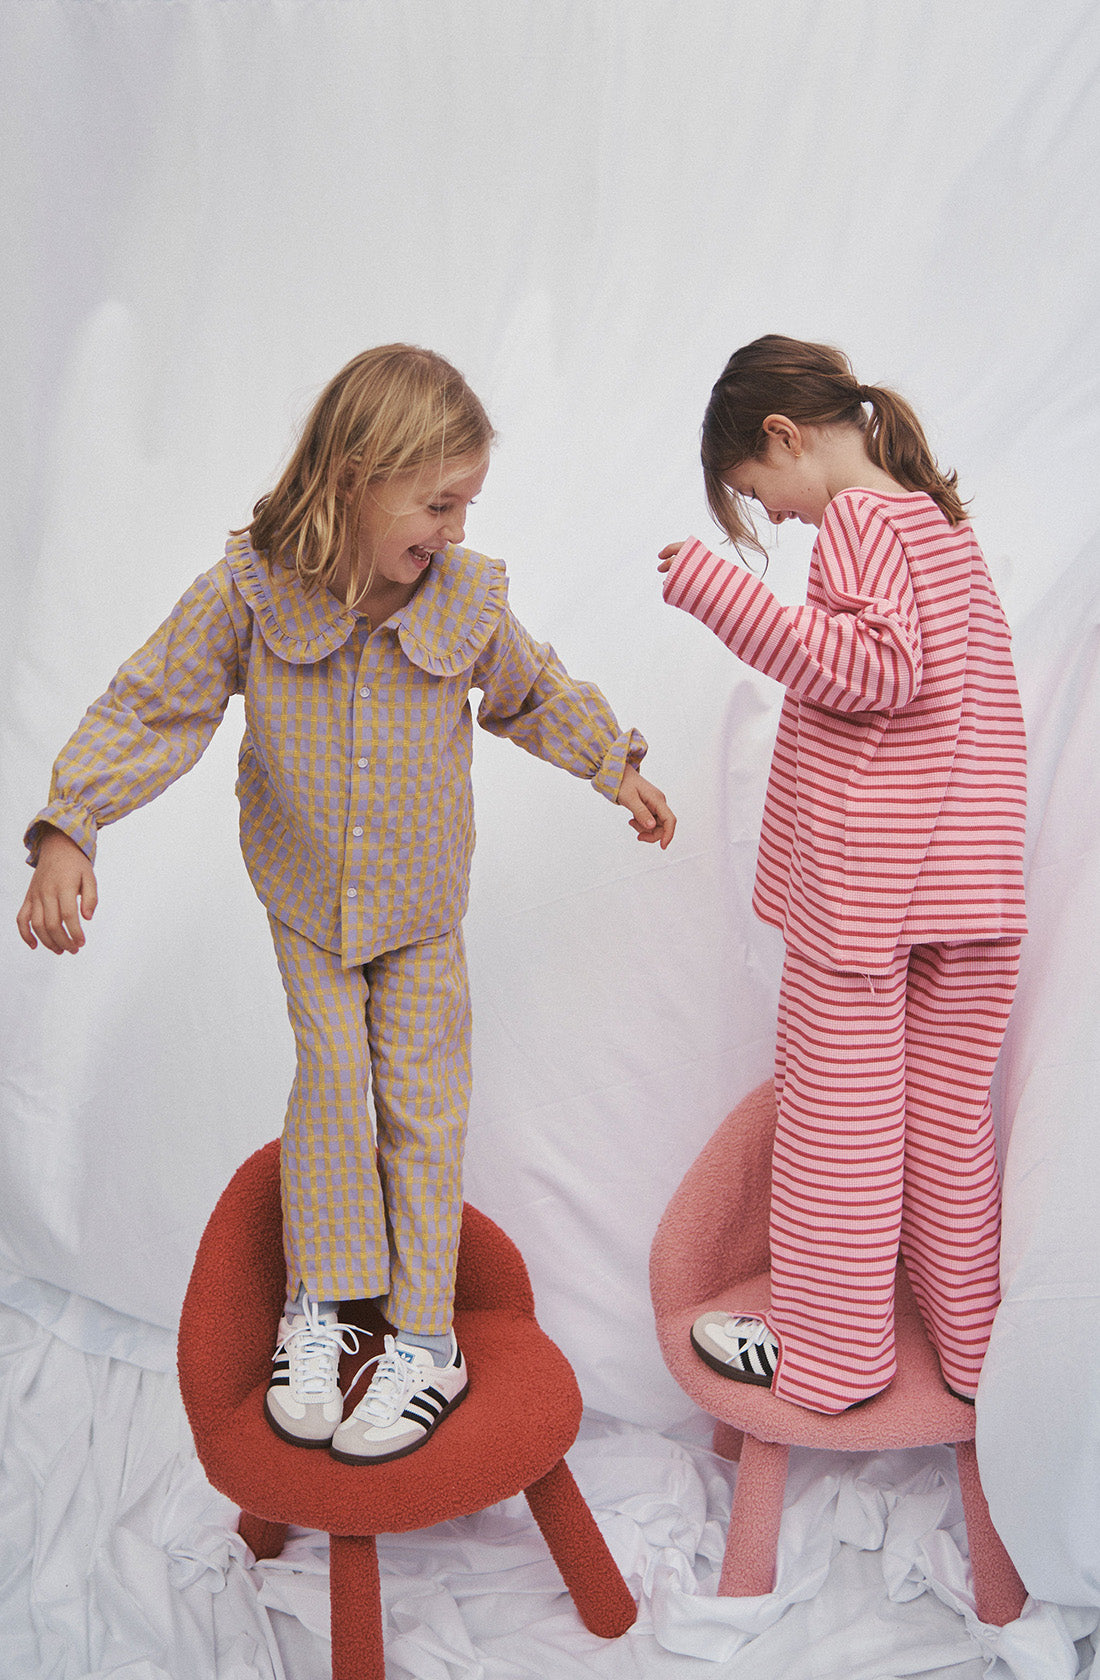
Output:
[347,648,374,919]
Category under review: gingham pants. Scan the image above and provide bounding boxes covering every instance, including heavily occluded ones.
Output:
[764,939,1021,1413]
[267,914,472,1333]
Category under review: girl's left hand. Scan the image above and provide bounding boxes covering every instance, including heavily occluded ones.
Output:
[657,542,684,574]
[617,765,676,848]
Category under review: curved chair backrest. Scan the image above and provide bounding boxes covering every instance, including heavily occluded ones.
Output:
[649,1080,776,1316]
[179,1138,536,1439]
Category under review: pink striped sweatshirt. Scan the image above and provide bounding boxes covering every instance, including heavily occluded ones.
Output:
[663,489,1027,973]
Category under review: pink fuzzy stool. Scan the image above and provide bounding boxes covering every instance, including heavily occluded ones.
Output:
[649,1080,1027,1626]
[178,1139,637,1679]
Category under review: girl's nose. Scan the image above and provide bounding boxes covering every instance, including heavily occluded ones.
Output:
[442,512,465,543]
[768,510,788,526]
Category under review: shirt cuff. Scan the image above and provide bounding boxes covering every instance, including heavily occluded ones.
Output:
[25,806,98,868]
[661,536,723,610]
[592,727,647,803]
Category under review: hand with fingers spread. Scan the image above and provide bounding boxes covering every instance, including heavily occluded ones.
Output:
[616,764,676,849]
[16,827,99,954]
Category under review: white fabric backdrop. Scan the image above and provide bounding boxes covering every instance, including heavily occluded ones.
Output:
[3,3,1100,1675]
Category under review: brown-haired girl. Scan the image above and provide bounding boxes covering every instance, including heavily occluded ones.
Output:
[17,344,674,1461]
[660,334,1025,1413]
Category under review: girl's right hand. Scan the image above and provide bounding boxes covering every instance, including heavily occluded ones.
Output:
[657,542,684,574]
[16,827,99,954]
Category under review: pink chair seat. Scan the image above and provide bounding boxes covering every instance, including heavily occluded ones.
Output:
[650,1080,1027,1624]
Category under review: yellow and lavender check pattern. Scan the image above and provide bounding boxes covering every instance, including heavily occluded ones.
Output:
[27,535,646,1313]
[269,914,471,1321]
[29,535,645,967]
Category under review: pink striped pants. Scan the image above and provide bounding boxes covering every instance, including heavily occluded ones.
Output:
[765,939,1020,1413]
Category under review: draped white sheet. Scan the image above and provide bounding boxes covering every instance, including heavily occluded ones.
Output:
[3,2,1100,1675]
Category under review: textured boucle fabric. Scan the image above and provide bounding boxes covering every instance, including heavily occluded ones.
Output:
[178,1137,636,1664]
[649,1080,1027,1624]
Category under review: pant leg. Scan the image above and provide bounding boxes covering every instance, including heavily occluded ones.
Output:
[900,939,1020,1397]
[267,914,389,1304]
[364,928,472,1337]
[767,946,910,1412]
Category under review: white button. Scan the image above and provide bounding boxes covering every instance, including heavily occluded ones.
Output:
[352,825,363,837]
[346,887,357,899]
[359,686,371,699]
[356,757,368,768]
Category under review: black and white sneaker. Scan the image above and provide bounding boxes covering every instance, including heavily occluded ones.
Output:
[329,1332,468,1464]
[690,1312,779,1387]
[264,1302,360,1446]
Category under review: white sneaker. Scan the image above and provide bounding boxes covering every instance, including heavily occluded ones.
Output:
[330,1332,468,1464]
[690,1311,779,1387]
[263,1301,360,1446]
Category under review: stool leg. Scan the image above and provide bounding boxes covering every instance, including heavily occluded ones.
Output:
[329,1533,384,1680]
[718,1435,789,1597]
[954,1441,1027,1626]
[238,1511,288,1561]
[712,1421,744,1462]
[524,1458,637,1637]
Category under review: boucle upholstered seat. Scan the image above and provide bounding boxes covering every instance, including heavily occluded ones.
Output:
[178,1139,636,1679]
[649,1080,1027,1626]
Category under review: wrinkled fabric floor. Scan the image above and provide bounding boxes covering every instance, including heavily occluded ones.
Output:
[2,1304,1095,1680]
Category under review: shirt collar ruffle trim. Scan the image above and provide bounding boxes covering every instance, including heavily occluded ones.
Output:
[225,535,507,673]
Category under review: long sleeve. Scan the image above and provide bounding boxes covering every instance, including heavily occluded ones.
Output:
[663,495,923,714]
[472,606,646,801]
[25,564,248,865]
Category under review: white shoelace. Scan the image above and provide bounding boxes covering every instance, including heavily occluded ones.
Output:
[345,1339,427,1425]
[277,1305,361,1401]
[726,1315,777,1351]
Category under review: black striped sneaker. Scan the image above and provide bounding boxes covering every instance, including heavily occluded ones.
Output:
[329,1332,468,1464]
[690,1312,779,1387]
[264,1303,361,1446]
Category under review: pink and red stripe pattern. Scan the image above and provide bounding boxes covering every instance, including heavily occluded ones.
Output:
[767,941,1017,1412]
[664,491,1027,974]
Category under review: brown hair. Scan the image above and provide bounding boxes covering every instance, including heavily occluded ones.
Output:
[701,334,967,557]
[241,344,493,597]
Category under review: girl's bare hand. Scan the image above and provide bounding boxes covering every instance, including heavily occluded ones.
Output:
[16,827,99,953]
[658,542,685,574]
[616,765,676,849]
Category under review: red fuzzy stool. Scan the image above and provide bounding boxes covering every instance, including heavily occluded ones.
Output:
[649,1080,1028,1626]
[178,1140,637,1678]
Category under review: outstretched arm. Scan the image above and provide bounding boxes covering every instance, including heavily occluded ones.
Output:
[17,827,98,954]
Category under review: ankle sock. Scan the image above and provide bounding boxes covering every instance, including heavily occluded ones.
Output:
[284,1282,338,1321]
[394,1327,455,1367]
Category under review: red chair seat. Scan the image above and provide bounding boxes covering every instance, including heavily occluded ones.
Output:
[179,1139,636,1678]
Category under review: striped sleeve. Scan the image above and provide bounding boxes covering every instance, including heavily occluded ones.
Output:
[473,606,646,801]
[25,565,248,866]
[662,500,923,714]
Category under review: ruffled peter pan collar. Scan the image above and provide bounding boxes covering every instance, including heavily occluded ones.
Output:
[225,534,507,673]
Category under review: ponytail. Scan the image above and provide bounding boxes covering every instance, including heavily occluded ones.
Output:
[859,383,967,525]
[702,335,967,555]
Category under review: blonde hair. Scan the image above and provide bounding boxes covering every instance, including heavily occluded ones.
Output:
[241,344,493,596]
[701,334,967,558]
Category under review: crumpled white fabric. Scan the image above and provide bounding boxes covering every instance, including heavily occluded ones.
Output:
[2,1303,1096,1680]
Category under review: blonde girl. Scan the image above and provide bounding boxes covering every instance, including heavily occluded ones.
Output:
[18,344,674,1462]
[660,334,1025,1414]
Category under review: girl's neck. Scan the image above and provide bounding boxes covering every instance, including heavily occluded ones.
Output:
[818,426,906,502]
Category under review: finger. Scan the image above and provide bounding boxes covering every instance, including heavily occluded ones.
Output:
[80,869,98,919]
[658,543,684,560]
[40,892,82,954]
[16,899,39,950]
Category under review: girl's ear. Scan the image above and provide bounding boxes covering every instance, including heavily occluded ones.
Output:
[761,414,803,456]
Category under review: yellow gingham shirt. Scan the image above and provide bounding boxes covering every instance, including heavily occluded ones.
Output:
[27,535,646,965]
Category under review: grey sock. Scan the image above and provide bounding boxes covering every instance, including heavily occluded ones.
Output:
[394,1327,455,1367]
[285,1282,338,1320]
